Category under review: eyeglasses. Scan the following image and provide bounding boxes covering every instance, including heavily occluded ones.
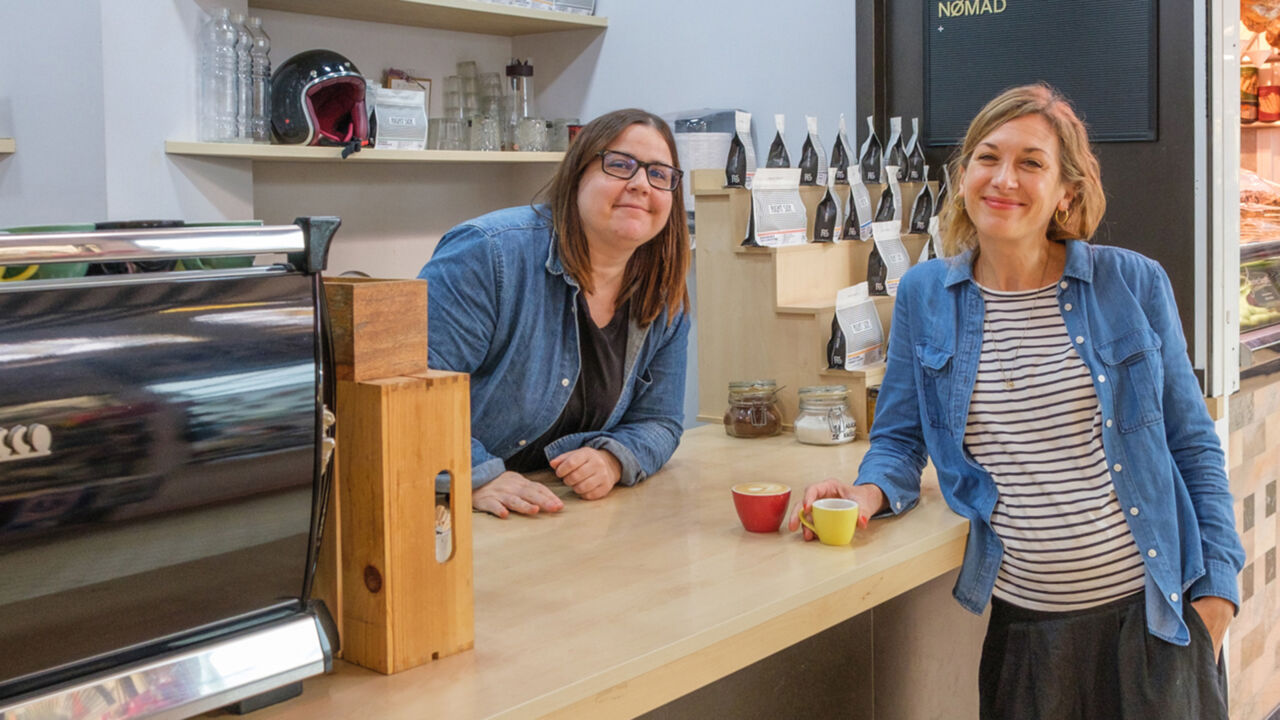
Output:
[596,149,683,191]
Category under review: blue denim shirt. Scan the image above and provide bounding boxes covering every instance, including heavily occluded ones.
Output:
[420,205,690,491]
[858,239,1244,645]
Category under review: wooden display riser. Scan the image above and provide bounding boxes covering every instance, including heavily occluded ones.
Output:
[692,169,934,438]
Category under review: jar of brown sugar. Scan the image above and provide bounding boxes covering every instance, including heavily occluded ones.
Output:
[724,379,782,438]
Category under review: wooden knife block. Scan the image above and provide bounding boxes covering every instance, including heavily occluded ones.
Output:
[323,277,429,381]
[331,371,475,674]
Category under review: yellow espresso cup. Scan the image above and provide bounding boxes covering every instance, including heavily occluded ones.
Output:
[798,498,860,546]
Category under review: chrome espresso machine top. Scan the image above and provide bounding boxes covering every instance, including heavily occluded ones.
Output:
[0,220,340,719]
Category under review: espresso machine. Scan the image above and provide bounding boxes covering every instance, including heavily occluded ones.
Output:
[0,219,340,719]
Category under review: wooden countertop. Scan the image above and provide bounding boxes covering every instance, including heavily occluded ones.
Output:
[247,424,967,720]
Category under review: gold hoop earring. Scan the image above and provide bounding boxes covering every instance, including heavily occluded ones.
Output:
[1055,208,1069,225]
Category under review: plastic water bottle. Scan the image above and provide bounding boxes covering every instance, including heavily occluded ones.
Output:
[232,12,252,142]
[199,8,238,141]
[247,16,272,143]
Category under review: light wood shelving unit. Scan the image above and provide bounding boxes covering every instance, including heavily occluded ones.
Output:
[165,141,562,164]
[691,169,933,438]
[0,138,15,154]
[169,1,605,162]
[248,0,607,35]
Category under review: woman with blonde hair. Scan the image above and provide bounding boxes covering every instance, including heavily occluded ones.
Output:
[791,84,1242,717]
[422,108,690,518]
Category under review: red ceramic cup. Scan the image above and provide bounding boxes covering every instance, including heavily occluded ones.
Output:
[732,482,792,533]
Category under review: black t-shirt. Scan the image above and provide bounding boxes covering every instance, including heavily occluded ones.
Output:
[505,293,630,472]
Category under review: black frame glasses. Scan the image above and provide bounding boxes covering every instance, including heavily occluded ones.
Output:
[596,149,683,191]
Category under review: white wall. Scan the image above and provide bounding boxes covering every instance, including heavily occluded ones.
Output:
[522,0,858,158]
[0,0,251,227]
[0,0,108,226]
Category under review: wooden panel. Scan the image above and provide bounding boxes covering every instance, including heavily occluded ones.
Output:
[336,371,473,674]
[389,371,474,668]
[324,277,429,382]
[248,0,607,35]
[1204,395,1226,421]
[692,169,929,432]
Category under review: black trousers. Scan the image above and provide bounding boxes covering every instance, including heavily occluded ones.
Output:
[979,592,1228,720]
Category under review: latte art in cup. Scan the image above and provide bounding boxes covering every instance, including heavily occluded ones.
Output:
[731,482,792,533]
[733,482,789,496]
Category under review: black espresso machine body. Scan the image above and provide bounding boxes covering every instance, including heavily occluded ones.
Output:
[0,220,339,718]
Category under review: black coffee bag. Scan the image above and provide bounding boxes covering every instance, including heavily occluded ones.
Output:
[867,241,888,295]
[814,181,839,242]
[766,114,790,168]
[858,116,882,184]
[826,313,846,369]
[830,114,852,183]
[725,110,756,188]
[874,180,896,223]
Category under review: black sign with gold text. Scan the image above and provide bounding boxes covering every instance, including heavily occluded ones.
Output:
[925,0,1156,145]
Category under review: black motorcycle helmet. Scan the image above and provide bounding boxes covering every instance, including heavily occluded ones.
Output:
[271,50,369,153]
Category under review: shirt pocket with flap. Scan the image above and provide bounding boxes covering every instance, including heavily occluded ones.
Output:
[914,343,954,429]
[1097,327,1164,432]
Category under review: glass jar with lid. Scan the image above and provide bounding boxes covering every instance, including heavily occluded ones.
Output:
[723,379,782,438]
[794,385,856,445]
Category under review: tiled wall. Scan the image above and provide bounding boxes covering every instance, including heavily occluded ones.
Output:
[1227,372,1280,720]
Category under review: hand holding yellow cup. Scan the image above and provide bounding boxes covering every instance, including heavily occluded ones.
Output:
[797,498,860,546]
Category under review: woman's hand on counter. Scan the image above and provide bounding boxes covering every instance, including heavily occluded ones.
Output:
[788,480,886,541]
[550,447,622,500]
[473,471,565,518]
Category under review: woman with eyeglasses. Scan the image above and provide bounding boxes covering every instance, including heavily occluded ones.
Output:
[420,108,690,518]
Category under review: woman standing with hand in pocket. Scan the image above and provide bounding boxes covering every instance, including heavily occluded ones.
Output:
[422,108,691,519]
[789,84,1243,718]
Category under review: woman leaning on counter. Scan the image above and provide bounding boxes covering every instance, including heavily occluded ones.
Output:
[791,85,1245,718]
[420,108,691,519]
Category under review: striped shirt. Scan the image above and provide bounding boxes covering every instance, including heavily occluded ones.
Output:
[965,283,1145,612]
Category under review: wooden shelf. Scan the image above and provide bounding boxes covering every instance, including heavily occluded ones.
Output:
[0,138,14,154]
[692,168,935,441]
[248,0,607,35]
[820,362,887,385]
[1243,122,1280,130]
[165,141,563,164]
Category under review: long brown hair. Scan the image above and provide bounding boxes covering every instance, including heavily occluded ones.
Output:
[537,108,691,327]
[939,83,1106,256]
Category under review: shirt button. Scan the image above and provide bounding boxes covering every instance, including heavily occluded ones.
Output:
[1064,302,1073,311]
[1129,507,1139,516]
[1060,281,1068,289]
[517,439,527,446]
[1170,592,1179,603]
[1106,419,1113,428]
[895,501,902,510]
[1148,548,1158,558]
[1113,463,1122,472]
[1075,336,1084,344]
[1098,374,1107,383]
[561,378,570,387]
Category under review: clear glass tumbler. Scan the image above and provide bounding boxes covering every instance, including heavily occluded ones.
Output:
[440,118,468,151]
[469,116,501,151]
[515,116,548,151]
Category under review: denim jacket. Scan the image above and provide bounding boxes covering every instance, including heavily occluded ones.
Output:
[858,239,1244,645]
[420,205,689,491]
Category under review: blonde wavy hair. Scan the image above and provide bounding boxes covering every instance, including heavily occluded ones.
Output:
[938,84,1105,256]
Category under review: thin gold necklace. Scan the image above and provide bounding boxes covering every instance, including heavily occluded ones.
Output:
[979,249,1051,390]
